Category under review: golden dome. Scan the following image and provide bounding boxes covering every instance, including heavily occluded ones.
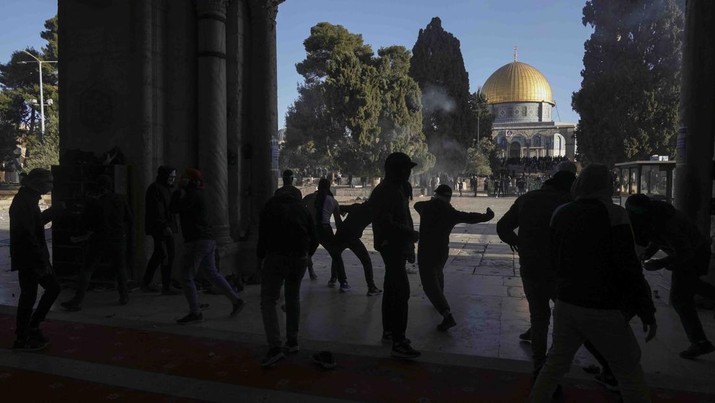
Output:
[482,61,554,105]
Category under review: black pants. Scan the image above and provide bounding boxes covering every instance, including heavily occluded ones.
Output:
[418,253,450,315]
[380,249,410,343]
[16,269,61,338]
[671,269,715,343]
[336,235,376,288]
[143,233,175,289]
[74,240,128,303]
[317,225,347,284]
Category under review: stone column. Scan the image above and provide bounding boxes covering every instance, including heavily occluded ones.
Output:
[195,0,232,243]
[248,0,282,213]
[675,0,715,276]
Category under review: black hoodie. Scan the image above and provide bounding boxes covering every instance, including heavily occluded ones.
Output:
[144,166,177,235]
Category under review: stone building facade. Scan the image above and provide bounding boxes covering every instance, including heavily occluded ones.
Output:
[58,0,283,277]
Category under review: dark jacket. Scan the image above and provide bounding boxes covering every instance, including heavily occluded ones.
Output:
[415,198,492,267]
[170,186,213,242]
[9,187,55,273]
[636,201,710,275]
[257,194,319,259]
[335,202,372,240]
[550,198,655,324]
[86,191,133,243]
[368,178,416,254]
[144,168,176,235]
[274,184,303,201]
[496,182,572,278]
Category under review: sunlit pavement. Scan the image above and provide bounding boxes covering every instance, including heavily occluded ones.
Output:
[0,194,713,401]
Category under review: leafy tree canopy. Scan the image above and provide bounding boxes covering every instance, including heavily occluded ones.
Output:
[410,17,477,174]
[283,22,434,178]
[0,15,59,170]
[572,0,683,167]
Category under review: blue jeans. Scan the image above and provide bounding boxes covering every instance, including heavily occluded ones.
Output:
[260,254,308,348]
[181,239,240,314]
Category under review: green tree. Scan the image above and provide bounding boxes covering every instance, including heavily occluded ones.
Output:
[572,0,683,166]
[409,17,476,174]
[0,15,59,169]
[283,23,434,178]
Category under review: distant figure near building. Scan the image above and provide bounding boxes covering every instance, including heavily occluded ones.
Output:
[257,191,318,367]
[626,193,715,360]
[414,184,493,332]
[142,166,179,295]
[275,169,302,201]
[10,169,61,351]
[61,175,133,312]
[530,164,656,403]
[170,169,244,324]
[369,152,421,359]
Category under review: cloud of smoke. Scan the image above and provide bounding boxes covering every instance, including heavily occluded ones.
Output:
[421,85,456,114]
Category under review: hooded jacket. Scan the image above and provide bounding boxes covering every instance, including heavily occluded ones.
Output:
[368,167,417,254]
[170,184,213,242]
[550,165,655,324]
[496,172,574,278]
[415,198,492,267]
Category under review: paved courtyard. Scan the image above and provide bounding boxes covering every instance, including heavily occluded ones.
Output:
[0,193,714,401]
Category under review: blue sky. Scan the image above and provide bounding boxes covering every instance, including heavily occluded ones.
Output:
[1,0,592,126]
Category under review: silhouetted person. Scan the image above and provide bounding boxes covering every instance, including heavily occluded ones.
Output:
[258,191,319,367]
[311,178,350,291]
[414,184,493,331]
[530,164,656,403]
[497,170,575,375]
[170,169,244,324]
[275,169,302,201]
[142,165,179,294]
[10,168,61,351]
[335,201,382,296]
[368,152,421,359]
[626,193,715,359]
[61,175,132,311]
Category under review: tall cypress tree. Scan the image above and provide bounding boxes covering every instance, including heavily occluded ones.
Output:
[410,17,475,174]
[572,0,683,166]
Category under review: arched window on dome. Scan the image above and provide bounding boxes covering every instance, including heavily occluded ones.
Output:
[532,135,541,147]
[509,141,521,159]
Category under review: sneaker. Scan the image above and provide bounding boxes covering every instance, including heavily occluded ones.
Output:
[12,337,48,352]
[594,373,619,391]
[161,288,180,296]
[391,340,421,359]
[367,286,383,296]
[261,347,285,367]
[327,278,337,287]
[406,266,418,274]
[230,300,245,317]
[437,313,457,332]
[28,328,48,344]
[60,300,82,312]
[141,283,160,293]
[285,340,300,354]
[199,303,210,311]
[679,341,715,359]
[309,271,318,281]
[312,351,336,369]
[381,332,412,344]
[339,283,351,293]
[519,328,532,343]
[176,312,203,324]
